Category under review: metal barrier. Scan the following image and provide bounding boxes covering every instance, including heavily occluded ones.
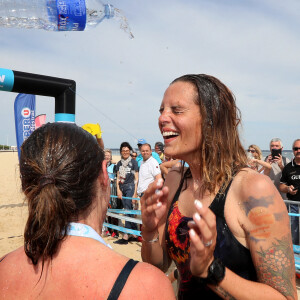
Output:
[104,181,142,236]
[285,200,300,274]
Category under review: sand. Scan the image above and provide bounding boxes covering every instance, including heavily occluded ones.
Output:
[0,152,141,262]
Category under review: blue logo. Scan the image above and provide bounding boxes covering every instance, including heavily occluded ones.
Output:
[0,68,14,91]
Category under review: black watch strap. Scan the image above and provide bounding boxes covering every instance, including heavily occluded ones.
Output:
[205,258,226,285]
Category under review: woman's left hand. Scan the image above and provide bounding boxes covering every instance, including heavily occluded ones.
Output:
[188,200,217,278]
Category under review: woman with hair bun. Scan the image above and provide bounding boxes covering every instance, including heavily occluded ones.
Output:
[141,74,296,299]
[0,123,175,299]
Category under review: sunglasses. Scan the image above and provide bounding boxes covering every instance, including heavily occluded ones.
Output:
[131,155,137,158]
[293,147,300,151]
[247,149,256,153]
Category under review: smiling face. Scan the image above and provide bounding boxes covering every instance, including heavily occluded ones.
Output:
[293,140,300,161]
[158,81,202,162]
[141,144,152,161]
[248,147,259,159]
[121,147,131,160]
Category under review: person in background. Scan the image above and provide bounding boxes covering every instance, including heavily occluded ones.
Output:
[247,144,271,173]
[104,148,118,237]
[280,139,300,245]
[136,138,162,167]
[155,142,165,161]
[264,138,290,200]
[137,143,162,197]
[131,151,138,160]
[141,74,296,299]
[0,123,175,299]
[114,142,139,245]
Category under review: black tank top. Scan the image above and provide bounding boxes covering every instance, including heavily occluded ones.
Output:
[165,171,257,299]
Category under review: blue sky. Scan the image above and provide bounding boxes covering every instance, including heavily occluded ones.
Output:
[0,0,299,150]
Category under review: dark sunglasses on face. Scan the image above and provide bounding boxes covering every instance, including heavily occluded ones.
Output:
[293,147,300,151]
[247,149,256,153]
[131,155,137,158]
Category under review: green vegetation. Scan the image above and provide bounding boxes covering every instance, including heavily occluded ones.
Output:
[0,145,10,150]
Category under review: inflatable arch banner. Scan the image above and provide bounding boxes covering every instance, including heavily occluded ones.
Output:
[0,68,76,123]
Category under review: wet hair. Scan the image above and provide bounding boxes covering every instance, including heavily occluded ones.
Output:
[171,74,247,195]
[248,144,262,160]
[119,142,133,153]
[20,123,104,267]
[270,138,283,148]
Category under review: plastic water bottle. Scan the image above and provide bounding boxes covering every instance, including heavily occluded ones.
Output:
[0,0,114,31]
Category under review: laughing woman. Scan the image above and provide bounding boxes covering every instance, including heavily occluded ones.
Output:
[141,74,297,299]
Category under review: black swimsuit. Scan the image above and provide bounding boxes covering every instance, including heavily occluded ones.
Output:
[165,171,257,299]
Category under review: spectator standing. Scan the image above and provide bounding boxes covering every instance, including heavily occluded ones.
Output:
[104,149,118,237]
[280,139,300,245]
[136,138,162,167]
[247,144,271,173]
[131,151,138,160]
[137,144,162,197]
[264,138,290,199]
[155,142,165,161]
[114,142,139,245]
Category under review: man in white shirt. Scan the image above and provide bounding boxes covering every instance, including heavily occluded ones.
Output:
[137,143,162,196]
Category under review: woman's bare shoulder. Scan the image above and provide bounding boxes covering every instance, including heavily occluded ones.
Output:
[121,261,175,300]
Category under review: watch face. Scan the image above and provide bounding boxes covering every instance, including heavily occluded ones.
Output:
[208,258,225,284]
[211,259,225,280]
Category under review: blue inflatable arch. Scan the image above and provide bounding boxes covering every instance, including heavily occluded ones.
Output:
[0,68,76,122]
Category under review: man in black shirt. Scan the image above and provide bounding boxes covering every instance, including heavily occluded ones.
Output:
[280,139,300,245]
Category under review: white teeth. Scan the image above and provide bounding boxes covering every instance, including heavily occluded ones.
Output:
[162,131,179,137]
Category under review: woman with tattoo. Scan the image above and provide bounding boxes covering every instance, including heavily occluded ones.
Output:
[141,74,297,299]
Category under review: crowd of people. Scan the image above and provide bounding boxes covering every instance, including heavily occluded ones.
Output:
[0,73,299,299]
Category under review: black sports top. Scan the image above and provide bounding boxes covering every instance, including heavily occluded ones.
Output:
[165,171,257,299]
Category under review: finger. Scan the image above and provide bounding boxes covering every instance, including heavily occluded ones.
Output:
[194,200,216,230]
[192,212,214,244]
[143,178,164,201]
[145,200,163,214]
[189,228,205,252]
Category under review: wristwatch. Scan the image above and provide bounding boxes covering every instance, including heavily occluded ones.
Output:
[205,258,226,285]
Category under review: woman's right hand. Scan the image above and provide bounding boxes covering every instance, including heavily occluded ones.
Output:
[141,178,169,234]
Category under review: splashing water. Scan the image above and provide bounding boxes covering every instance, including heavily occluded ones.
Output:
[114,8,134,39]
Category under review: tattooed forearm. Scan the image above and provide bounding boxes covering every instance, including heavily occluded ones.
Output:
[213,286,236,300]
[256,235,296,298]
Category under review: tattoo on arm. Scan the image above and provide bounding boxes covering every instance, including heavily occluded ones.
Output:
[256,235,295,298]
[213,286,236,300]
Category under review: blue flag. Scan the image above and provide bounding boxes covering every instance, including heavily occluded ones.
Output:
[14,93,36,158]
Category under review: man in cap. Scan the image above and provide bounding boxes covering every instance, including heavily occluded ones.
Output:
[136,138,162,167]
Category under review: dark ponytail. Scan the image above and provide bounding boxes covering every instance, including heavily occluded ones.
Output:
[20,123,104,266]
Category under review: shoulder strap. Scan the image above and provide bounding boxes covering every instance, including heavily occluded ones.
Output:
[107,259,138,300]
[165,168,189,221]
[0,255,7,263]
[210,179,233,218]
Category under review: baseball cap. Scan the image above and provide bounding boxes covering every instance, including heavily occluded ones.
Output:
[137,138,147,145]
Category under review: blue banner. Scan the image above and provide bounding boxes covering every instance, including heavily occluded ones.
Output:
[14,94,36,158]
